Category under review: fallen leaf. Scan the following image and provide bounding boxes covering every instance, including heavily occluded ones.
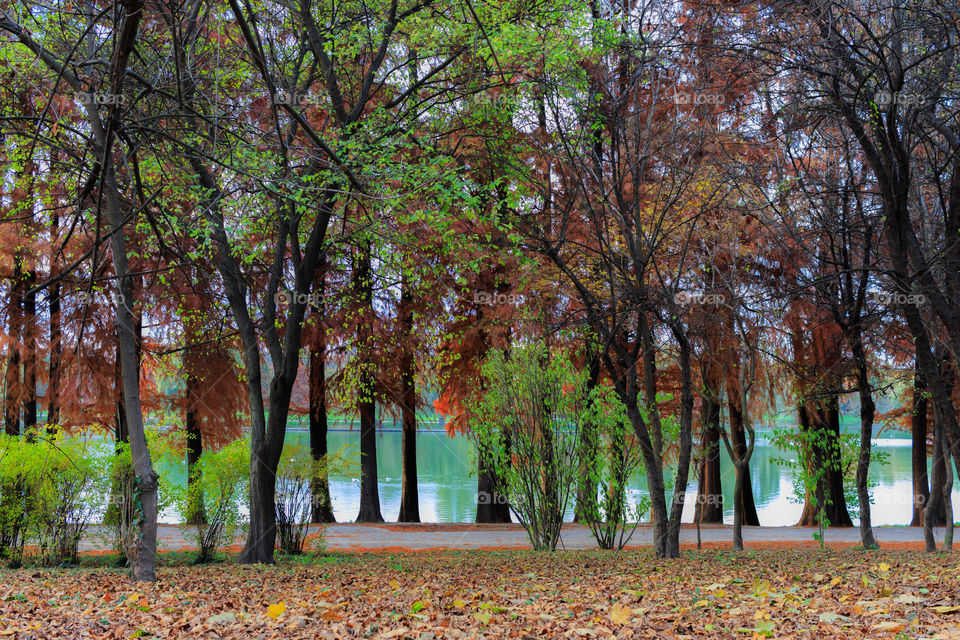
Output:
[610,603,631,625]
[818,612,852,625]
[932,605,960,614]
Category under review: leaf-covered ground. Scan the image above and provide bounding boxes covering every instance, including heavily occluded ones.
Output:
[1,549,959,639]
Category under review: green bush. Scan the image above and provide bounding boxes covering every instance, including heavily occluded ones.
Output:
[173,437,249,563]
[578,385,649,549]
[275,443,315,555]
[275,443,356,555]
[0,430,110,566]
[469,345,586,551]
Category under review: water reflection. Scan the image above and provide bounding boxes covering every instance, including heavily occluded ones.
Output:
[157,430,960,526]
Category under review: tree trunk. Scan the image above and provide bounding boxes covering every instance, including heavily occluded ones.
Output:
[308,257,335,524]
[47,280,62,429]
[4,258,22,436]
[727,398,760,526]
[22,268,36,430]
[184,373,206,525]
[494,432,512,523]
[911,362,931,526]
[796,396,853,527]
[355,241,383,523]
[625,399,671,558]
[732,460,746,550]
[697,393,724,524]
[105,155,158,584]
[854,394,877,546]
[848,329,877,548]
[309,340,335,523]
[927,428,948,526]
[397,272,420,522]
[942,419,954,551]
[476,447,511,523]
[665,328,694,558]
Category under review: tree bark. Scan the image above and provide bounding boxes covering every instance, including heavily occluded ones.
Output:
[22,269,36,431]
[726,398,760,526]
[624,397,671,558]
[355,241,383,523]
[4,257,23,436]
[796,396,853,527]
[857,356,878,549]
[309,337,335,523]
[852,345,877,548]
[397,273,420,523]
[105,157,158,584]
[476,446,511,523]
[696,392,724,524]
[184,371,205,526]
[665,327,694,558]
[47,280,62,428]
[911,361,931,526]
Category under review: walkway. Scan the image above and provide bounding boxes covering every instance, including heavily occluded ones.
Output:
[76,522,948,554]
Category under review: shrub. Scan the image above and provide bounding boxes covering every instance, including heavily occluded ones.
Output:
[578,385,649,549]
[275,443,314,554]
[0,447,30,567]
[276,443,356,555]
[0,430,110,566]
[469,345,586,551]
[174,437,249,563]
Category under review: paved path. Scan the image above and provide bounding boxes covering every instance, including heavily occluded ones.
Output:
[76,523,948,554]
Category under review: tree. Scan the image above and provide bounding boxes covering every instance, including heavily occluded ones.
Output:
[1,0,163,582]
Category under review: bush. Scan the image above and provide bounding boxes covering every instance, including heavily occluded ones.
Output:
[0,430,110,566]
[275,443,314,554]
[578,385,649,549]
[469,345,586,551]
[173,437,249,563]
[275,443,356,554]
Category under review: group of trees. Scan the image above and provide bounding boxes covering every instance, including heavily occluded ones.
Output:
[0,0,958,581]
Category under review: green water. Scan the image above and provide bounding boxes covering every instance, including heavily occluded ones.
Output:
[154,429,958,526]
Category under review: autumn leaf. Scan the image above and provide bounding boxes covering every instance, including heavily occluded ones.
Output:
[266,602,286,619]
[932,605,960,614]
[610,603,631,625]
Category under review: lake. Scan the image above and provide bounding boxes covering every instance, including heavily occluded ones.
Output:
[159,428,960,526]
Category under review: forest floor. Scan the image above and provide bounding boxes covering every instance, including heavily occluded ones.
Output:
[2,548,960,639]
[76,522,952,554]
